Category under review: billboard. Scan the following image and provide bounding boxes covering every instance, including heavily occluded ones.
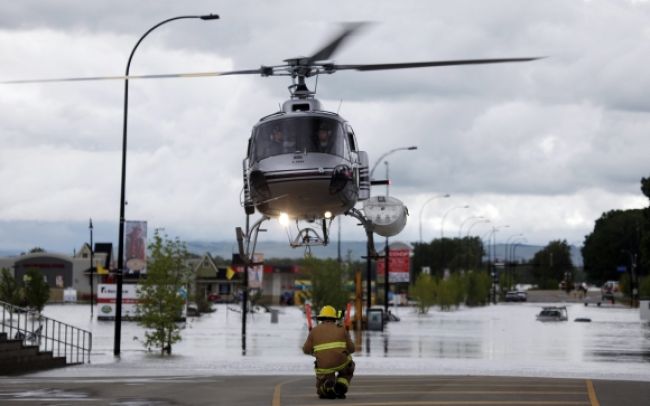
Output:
[376,248,411,283]
[248,253,264,289]
[96,283,187,320]
[232,253,264,288]
[96,283,140,320]
[125,220,147,274]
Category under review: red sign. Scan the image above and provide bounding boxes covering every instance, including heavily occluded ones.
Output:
[376,248,410,282]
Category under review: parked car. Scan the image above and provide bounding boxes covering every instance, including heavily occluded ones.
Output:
[601,280,619,301]
[504,291,527,302]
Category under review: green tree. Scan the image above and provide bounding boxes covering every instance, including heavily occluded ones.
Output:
[23,269,50,312]
[412,237,484,277]
[639,275,650,299]
[305,258,349,314]
[437,274,463,311]
[582,209,644,284]
[640,176,650,278]
[465,271,491,307]
[137,231,191,355]
[409,273,437,314]
[531,240,574,289]
[0,268,23,306]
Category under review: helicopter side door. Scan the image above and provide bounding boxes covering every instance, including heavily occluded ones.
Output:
[346,124,370,200]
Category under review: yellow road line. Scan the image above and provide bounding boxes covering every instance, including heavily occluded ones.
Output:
[585,380,601,406]
[350,383,585,389]
[285,390,587,397]
[272,377,306,406]
[351,377,583,384]
[297,401,590,406]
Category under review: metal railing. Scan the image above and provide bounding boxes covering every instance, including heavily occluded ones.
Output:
[0,300,92,364]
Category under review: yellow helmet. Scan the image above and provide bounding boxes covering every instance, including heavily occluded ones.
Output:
[317,305,337,320]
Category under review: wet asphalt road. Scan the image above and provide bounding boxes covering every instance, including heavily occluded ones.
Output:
[0,375,649,406]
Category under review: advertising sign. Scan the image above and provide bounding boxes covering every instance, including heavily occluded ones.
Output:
[125,220,147,274]
[96,283,140,320]
[248,253,264,289]
[376,248,411,283]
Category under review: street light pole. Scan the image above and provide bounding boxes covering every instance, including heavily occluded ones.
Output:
[418,194,450,243]
[369,146,417,179]
[114,13,219,357]
[89,218,94,319]
[383,161,390,315]
[368,146,417,320]
[466,218,490,238]
[458,216,484,238]
[440,205,470,239]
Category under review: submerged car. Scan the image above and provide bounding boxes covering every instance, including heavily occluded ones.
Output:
[536,306,568,322]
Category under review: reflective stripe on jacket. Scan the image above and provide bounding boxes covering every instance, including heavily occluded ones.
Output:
[303,321,355,373]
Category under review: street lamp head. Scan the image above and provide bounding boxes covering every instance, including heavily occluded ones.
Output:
[407,146,418,150]
[200,14,220,20]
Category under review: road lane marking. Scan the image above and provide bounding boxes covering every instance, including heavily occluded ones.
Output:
[585,380,600,406]
[300,400,592,406]
[272,377,305,406]
[285,389,588,397]
[296,401,590,406]
[349,383,585,389]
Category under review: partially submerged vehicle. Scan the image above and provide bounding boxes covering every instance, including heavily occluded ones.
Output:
[536,306,568,322]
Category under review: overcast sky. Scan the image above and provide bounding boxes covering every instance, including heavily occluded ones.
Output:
[1,0,649,254]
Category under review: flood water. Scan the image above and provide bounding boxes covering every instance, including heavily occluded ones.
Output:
[35,302,650,381]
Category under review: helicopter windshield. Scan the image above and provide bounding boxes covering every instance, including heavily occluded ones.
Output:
[252,117,346,161]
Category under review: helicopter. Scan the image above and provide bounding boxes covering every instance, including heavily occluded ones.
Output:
[1,22,539,249]
[236,23,539,247]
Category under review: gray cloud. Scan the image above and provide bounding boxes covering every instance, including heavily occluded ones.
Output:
[1,0,649,250]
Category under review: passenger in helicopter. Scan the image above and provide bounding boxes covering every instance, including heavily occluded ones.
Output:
[316,123,332,153]
[266,125,285,156]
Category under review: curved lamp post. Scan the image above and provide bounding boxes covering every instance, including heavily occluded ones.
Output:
[369,146,417,317]
[369,146,417,179]
[466,218,490,237]
[418,194,450,243]
[440,205,470,239]
[115,13,219,357]
[504,233,524,260]
[458,216,484,238]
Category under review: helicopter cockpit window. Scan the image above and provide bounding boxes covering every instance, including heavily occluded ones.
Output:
[252,117,347,161]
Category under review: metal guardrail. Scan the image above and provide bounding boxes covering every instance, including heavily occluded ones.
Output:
[0,300,92,364]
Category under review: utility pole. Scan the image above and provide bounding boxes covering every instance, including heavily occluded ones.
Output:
[384,161,390,316]
[89,218,94,319]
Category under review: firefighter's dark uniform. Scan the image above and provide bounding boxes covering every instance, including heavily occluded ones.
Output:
[303,319,355,398]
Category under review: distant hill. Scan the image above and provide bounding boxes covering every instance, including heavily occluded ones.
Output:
[185,240,583,266]
[0,239,582,267]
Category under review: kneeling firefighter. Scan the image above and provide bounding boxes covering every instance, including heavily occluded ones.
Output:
[302,305,355,399]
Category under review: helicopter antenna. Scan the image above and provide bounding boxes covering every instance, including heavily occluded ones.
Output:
[337,99,343,114]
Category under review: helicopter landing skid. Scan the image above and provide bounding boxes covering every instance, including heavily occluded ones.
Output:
[286,218,331,248]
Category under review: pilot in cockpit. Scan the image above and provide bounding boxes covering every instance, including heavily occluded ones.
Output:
[266,125,285,156]
[316,123,332,153]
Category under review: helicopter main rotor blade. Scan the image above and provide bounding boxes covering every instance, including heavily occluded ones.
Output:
[305,22,368,64]
[330,57,542,72]
[0,68,266,84]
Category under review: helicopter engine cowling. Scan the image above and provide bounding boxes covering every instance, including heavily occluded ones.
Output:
[329,164,354,195]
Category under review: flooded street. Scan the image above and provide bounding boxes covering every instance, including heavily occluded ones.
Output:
[35,302,650,381]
